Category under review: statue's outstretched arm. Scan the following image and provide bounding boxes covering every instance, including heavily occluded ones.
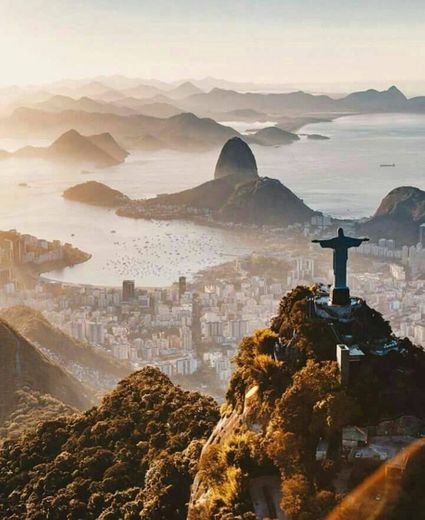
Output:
[311,238,334,248]
[346,237,370,247]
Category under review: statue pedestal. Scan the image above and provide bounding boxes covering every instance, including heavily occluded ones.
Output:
[331,287,350,306]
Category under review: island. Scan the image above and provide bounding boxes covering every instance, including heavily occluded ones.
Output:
[306,133,330,140]
[247,126,300,146]
[63,181,130,207]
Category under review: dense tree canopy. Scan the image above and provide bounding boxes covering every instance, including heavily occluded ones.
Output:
[0,367,219,520]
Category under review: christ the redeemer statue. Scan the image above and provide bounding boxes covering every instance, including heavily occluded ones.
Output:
[312,227,369,306]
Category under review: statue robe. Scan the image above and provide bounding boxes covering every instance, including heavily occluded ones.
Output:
[316,235,364,289]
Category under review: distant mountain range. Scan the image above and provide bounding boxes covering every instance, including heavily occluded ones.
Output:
[30,94,135,116]
[165,81,203,99]
[1,83,423,155]
[178,85,422,115]
[213,108,273,122]
[2,77,425,118]
[0,108,313,152]
[0,109,241,152]
[119,101,184,118]
[0,129,129,168]
[30,84,425,118]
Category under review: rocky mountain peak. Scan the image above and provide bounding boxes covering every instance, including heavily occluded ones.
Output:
[214,137,258,180]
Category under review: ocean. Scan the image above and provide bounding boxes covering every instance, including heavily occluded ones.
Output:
[0,112,423,286]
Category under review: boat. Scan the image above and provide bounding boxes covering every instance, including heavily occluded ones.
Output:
[380,163,395,167]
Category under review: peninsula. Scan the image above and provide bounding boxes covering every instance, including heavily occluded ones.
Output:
[0,230,91,288]
[116,137,318,227]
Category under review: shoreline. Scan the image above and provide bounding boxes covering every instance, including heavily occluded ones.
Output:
[17,249,92,289]
[40,221,262,290]
[276,112,347,132]
[29,111,421,289]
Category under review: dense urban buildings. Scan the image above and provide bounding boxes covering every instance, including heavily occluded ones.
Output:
[1,224,425,395]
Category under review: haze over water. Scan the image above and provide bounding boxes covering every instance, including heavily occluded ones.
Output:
[0,112,424,286]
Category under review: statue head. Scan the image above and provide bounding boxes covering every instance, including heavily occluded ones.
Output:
[337,227,345,237]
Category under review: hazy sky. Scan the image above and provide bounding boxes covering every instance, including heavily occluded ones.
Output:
[1,0,424,87]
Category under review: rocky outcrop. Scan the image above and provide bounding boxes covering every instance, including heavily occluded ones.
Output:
[360,186,425,245]
[219,176,317,226]
[214,137,258,180]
